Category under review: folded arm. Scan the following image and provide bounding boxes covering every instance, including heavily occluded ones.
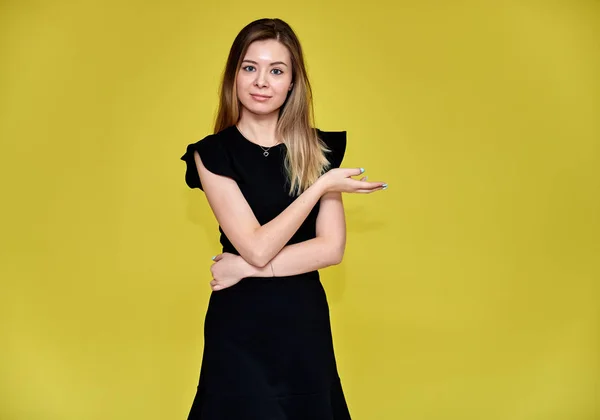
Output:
[247,191,346,277]
[195,150,332,267]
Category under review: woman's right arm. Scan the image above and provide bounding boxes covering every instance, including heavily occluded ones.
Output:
[194,151,383,268]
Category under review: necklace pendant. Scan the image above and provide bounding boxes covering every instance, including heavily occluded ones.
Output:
[263,151,269,157]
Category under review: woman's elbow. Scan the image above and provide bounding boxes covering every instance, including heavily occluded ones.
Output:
[244,248,271,268]
[329,246,345,266]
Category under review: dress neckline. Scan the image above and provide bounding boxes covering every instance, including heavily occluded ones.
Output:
[233,125,286,149]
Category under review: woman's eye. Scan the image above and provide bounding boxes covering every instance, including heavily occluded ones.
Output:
[242,65,256,72]
[271,68,283,75]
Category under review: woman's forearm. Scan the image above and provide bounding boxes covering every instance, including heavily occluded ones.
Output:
[249,179,327,267]
[246,236,343,278]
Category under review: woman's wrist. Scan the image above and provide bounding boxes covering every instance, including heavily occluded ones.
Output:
[241,257,260,277]
[312,176,329,196]
[242,258,276,278]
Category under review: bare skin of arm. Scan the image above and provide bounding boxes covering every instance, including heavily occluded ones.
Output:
[209,191,347,290]
[194,151,381,268]
[252,191,347,275]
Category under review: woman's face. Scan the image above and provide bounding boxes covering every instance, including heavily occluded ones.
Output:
[236,39,294,117]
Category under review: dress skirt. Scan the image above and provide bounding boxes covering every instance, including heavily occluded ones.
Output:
[187,271,351,420]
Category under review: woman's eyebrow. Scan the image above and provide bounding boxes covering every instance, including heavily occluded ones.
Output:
[242,59,289,67]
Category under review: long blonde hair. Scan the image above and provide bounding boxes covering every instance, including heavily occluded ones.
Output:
[214,18,331,196]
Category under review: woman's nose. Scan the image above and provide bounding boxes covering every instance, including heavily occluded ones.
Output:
[254,71,268,87]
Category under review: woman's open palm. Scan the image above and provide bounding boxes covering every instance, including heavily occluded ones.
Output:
[320,167,387,194]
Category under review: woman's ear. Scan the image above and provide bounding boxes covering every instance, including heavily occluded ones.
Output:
[288,82,293,91]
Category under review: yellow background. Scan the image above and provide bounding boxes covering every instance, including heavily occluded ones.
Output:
[1,1,598,419]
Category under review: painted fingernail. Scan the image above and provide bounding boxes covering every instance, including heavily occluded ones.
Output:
[211,255,216,260]
[382,183,388,190]
[360,167,365,173]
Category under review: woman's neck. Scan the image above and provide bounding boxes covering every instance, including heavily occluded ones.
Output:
[237,111,281,147]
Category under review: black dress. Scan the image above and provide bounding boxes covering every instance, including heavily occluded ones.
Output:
[180,125,351,420]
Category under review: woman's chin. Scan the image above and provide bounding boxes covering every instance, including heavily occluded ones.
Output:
[241,104,282,117]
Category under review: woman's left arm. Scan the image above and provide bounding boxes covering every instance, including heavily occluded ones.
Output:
[253,191,346,276]
[211,192,346,286]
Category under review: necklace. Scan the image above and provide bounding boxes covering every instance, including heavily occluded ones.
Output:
[259,145,274,157]
[236,125,280,157]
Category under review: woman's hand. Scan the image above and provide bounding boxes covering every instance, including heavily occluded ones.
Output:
[209,253,253,291]
[318,168,387,194]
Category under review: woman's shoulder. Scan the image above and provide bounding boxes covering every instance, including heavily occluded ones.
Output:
[316,128,346,146]
[190,125,238,147]
[180,126,240,190]
[316,128,347,169]
[316,128,346,137]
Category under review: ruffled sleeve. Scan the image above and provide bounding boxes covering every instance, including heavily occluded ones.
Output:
[180,134,240,191]
[318,129,347,170]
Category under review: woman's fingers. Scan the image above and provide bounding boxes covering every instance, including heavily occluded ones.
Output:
[342,167,365,177]
[355,188,383,194]
[210,279,226,291]
[352,179,386,190]
[354,180,388,193]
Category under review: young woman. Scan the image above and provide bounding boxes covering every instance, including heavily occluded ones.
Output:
[181,18,386,419]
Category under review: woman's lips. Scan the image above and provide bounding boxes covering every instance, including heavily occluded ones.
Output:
[250,94,271,102]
